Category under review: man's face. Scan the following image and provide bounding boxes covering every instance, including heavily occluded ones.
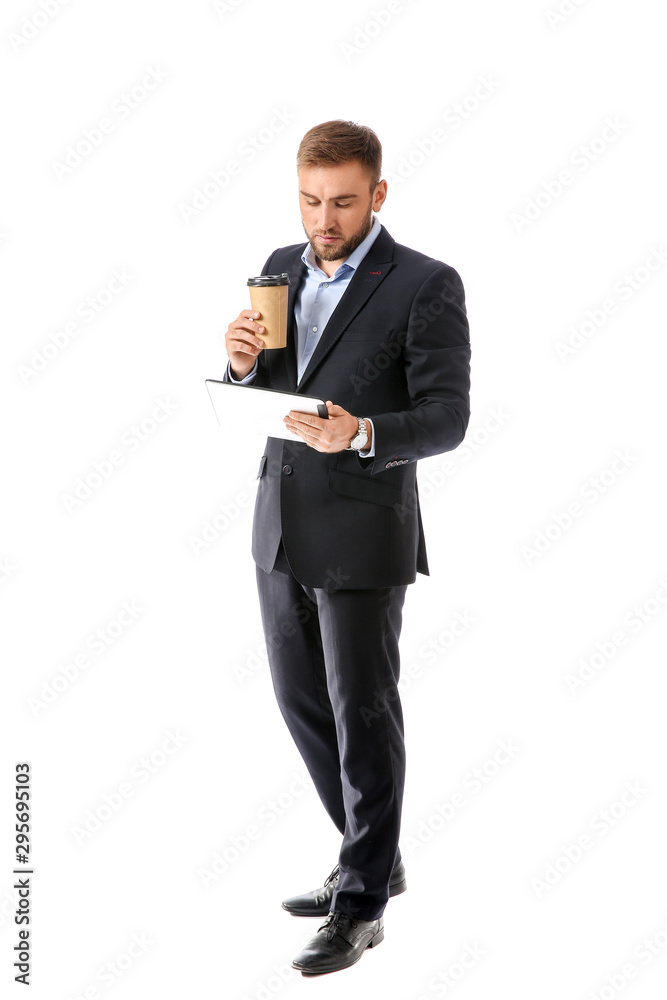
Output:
[298,160,387,265]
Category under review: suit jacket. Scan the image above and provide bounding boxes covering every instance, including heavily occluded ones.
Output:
[226,223,471,589]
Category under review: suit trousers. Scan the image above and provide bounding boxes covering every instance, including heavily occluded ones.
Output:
[255,538,408,921]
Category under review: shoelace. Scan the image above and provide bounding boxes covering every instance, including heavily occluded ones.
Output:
[323,864,340,888]
[321,911,357,942]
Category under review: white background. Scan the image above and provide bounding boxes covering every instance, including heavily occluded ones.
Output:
[1,0,666,997]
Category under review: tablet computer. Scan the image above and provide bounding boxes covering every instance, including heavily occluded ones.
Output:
[205,379,328,442]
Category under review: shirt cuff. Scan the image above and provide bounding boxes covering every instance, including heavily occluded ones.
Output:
[359,417,375,457]
[227,359,258,384]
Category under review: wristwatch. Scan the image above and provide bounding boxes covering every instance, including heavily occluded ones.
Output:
[346,417,369,452]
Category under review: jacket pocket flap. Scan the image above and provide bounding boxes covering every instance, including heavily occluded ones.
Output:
[329,468,402,509]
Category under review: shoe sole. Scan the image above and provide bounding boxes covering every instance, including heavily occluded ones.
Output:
[283,879,406,917]
[296,927,385,975]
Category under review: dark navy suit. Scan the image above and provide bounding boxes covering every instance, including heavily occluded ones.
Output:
[226,224,470,919]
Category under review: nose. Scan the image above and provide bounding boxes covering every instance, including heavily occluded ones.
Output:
[318,204,337,233]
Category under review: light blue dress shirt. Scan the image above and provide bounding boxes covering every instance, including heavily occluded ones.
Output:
[227,214,382,456]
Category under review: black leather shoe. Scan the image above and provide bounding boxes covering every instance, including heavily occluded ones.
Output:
[282,860,406,916]
[292,911,384,975]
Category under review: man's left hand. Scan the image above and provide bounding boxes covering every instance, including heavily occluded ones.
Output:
[284,400,368,453]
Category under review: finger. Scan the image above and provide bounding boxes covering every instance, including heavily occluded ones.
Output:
[286,410,322,428]
[285,417,320,442]
[228,330,265,350]
[239,309,262,322]
[288,425,313,445]
[230,321,265,339]
[284,417,306,436]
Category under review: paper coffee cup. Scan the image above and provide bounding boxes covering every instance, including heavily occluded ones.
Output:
[247,273,290,349]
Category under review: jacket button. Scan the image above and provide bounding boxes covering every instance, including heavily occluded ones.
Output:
[282,464,293,475]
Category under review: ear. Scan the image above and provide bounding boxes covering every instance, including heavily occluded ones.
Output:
[372,179,388,211]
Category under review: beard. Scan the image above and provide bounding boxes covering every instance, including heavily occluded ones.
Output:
[303,205,374,263]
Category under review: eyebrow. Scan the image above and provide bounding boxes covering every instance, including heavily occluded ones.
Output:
[299,190,359,201]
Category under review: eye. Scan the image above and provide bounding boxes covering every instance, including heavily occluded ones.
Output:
[335,202,351,208]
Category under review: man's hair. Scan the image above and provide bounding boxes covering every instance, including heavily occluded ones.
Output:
[296,120,382,190]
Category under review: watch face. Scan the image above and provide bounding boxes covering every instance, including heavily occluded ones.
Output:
[352,419,368,450]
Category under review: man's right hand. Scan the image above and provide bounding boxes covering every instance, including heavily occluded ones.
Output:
[225,309,266,379]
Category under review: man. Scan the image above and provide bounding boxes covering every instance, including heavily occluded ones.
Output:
[223,120,470,975]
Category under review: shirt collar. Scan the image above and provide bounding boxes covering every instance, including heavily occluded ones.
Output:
[301,214,382,276]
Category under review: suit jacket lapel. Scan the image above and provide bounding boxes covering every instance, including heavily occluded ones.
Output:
[297,225,395,392]
[269,226,396,393]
